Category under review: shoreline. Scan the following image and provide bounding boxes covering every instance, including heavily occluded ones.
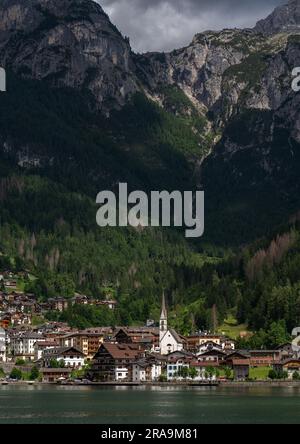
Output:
[2,380,300,388]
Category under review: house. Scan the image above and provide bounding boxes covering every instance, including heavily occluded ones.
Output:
[167,353,220,382]
[197,348,227,364]
[72,294,88,306]
[166,351,194,380]
[40,368,73,383]
[34,340,58,361]
[249,350,281,367]
[186,334,223,351]
[48,298,70,312]
[42,346,85,369]
[222,339,236,351]
[89,343,143,382]
[96,300,118,310]
[197,341,223,354]
[273,359,300,379]
[132,361,148,382]
[132,357,162,383]
[232,359,250,380]
[9,332,45,361]
[167,357,190,381]
[159,294,186,355]
[291,328,300,355]
[0,327,7,362]
[190,361,220,381]
[276,343,294,359]
[58,330,107,361]
[114,327,159,350]
[224,351,251,380]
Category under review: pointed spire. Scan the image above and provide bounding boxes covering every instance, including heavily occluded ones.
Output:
[161,291,167,319]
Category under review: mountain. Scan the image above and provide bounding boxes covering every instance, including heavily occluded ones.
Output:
[254,0,300,35]
[1,0,300,241]
[0,0,300,331]
[0,0,138,111]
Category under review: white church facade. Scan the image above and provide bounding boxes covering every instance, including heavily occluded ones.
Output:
[159,293,186,355]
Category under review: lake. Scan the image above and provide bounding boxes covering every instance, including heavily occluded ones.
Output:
[0,385,299,424]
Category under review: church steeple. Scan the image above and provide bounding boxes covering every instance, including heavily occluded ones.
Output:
[159,291,168,342]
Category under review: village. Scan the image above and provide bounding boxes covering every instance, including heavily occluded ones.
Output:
[1,271,300,385]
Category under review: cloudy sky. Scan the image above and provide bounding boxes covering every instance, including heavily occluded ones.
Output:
[97,0,286,53]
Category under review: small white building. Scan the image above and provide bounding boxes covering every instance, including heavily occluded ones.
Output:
[132,363,147,382]
[132,360,162,382]
[167,359,190,381]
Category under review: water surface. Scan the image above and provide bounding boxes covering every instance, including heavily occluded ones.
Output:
[0,385,299,424]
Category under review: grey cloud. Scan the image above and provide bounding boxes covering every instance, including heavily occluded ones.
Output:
[96,0,286,52]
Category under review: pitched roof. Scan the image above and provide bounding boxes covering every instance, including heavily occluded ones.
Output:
[95,343,142,360]
[43,346,85,357]
[161,329,186,344]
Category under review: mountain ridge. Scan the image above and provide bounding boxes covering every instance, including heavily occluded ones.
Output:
[0,0,300,246]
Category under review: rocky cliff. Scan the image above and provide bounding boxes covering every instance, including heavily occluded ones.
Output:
[0,0,138,111]
[1,0,299,120]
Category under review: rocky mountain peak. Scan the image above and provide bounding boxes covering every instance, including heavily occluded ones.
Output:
[254,0,300,35]
[0,0,138,111]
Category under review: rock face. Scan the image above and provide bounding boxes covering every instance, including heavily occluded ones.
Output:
[0,0,138,111]
[0,0,299,119]
[254,0,300,35]
[137,30,261,112]
[0,0,300,242]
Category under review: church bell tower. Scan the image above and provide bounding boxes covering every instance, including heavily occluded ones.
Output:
[159,292,168,343]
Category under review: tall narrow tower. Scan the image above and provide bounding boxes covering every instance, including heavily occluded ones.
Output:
[159,292,168,343]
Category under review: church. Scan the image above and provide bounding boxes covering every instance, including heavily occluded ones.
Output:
[159,293,186,355]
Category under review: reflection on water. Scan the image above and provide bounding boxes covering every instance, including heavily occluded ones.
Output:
[0,385,299,424]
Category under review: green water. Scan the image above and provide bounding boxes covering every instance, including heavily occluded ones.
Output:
[0,385,299,424]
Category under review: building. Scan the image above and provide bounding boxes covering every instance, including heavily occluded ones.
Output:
[166,351,193,381]
[191,361,220,381]
[40,368,73,383]
[114,327,159,351]
[186,334,235,353]
[96,300,117,310]
[273,359,300,379]
[0,327,7,362]
[232,359,250,380]
[159,294,186,355]
[9,332,45,361]
[197,348,227,364]
[48,298,70,312]
[58,330,108,361]
[42,347,85,369]
[249,350,281,367]
[34,340,58,361]
[225,351,251,380]
[89,343,143,382]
